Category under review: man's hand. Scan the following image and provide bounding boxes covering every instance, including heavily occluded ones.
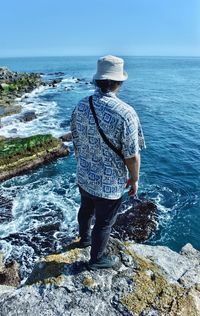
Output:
[126,178,138,196]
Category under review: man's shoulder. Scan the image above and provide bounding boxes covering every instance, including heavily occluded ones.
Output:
[114,96,138,120]
[78,95,90,105]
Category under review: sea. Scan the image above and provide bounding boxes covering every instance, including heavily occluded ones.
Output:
[0,56,199,277]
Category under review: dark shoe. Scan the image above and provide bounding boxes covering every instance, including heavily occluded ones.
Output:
[88,255,119,270]
[78,237,92,248]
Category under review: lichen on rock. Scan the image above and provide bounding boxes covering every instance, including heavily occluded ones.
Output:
[25,248,81,286]
[120,245,200,316]
[0,238,200,315]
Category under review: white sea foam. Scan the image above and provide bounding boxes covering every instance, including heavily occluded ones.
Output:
[0,172,79,239]
[0,84,63,138]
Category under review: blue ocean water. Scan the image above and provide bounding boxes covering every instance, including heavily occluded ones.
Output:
[0,56,199,259]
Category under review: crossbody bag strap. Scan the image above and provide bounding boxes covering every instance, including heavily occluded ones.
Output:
[89,95,124,161]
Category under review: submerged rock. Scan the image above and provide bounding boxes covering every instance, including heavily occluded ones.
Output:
[0,195,13,224]
[0,238,200,316]
[19,110,37,122]
[112,197,158,242]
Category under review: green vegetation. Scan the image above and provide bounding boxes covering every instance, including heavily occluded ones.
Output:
[0,134,60,169]
[0,76,41,96]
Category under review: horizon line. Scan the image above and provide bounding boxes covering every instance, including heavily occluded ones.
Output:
[0,54,200,59]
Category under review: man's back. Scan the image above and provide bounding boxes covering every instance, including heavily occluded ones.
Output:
[71,88,145,199]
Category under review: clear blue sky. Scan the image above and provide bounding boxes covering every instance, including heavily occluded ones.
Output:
[1,0,199,57]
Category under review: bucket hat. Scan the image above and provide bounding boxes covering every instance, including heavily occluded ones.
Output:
[93,55,128,81]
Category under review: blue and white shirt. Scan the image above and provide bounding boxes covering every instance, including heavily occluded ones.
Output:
[70,88,145,199]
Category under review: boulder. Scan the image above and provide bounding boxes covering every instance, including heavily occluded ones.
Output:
[60,132,72,141]
[112,197,158,242]
[0,253,20,287]
[0,67,14,82]
[19,111,37,122]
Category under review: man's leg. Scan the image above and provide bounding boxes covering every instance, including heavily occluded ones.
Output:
[78,187,95,242]
[90,196,122,263]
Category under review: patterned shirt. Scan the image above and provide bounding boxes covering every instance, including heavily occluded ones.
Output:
[70,88,145,199]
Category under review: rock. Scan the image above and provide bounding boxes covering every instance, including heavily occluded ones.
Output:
[0,285,16,295]
[60,132,72,142]
[19,111,37,122]
[0,67,14,82]
[47,72,64,76]
[179,265,200,288]
[0,195,13,224]
[0,67,43,119]
[112,197,158,242]
[0,238,200,316]
[128,243,198,284]
[180,243,200,264]
[51,79,62,86]
[0,253,20,287]
[0,135,69,182]
[9,128,17,133]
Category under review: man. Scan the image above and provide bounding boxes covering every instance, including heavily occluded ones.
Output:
[70,55,145,269]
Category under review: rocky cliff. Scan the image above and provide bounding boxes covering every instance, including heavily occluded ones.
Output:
[0,238,199,316]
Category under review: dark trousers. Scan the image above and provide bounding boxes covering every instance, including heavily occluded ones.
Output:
[78,186,122,262]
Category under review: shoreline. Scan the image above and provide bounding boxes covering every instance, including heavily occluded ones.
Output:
[0,67,70,182]
[0,67,43,119]
[0,66,61,120]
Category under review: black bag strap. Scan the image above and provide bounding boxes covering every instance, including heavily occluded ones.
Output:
[89,95,124,160]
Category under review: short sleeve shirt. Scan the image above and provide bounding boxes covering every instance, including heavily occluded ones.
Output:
[70,88,145,199]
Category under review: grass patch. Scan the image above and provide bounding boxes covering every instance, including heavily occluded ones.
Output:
[0,134,60,167]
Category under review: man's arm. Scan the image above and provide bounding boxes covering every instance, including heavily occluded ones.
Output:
[125,153,141,196]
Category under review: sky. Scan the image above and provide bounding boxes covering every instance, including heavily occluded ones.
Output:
[0,0,200,57]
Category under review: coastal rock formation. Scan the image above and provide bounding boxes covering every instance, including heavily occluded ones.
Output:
[113,197,158,242]
[0,67,42,118]
[0,134,69,182]
[60,131,72,141]
[0,238,200,316]
[19,110,37,122]
[0,253,20,287]
[0,67,63,119]
[0,67,15,82]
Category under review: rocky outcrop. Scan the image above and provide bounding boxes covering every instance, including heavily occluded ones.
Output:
[0,238,200,316]
[0,67,62,119]
[0,253,20,287]
[0,68,42,118]
[60,131,72,141]
[0,134,69,182]
[113,197,158,242]
[0,67,15,82]
[19,111,37,123]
